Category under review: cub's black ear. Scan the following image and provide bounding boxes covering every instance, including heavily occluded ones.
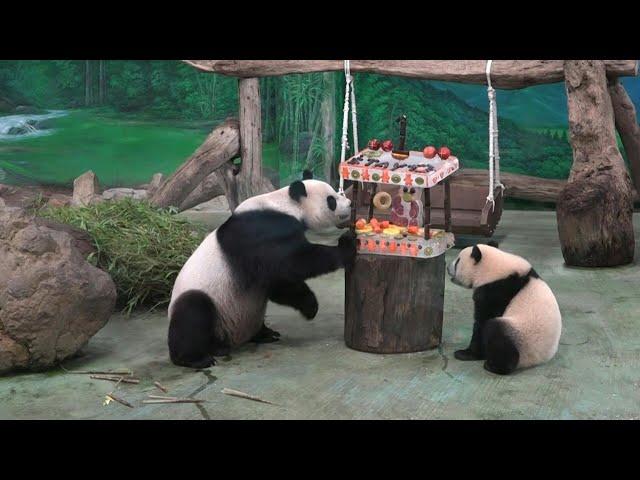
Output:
[302,169,313,180]
[471,245,482,264]
[487,240,499,248]
[289,180,307,202]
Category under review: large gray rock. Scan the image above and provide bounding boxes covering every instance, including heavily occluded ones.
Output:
[0,208,116,374]
[72,171,101,207]
[102,188,148,201]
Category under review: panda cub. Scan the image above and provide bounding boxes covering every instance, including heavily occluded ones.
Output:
[168,170,356,369]
[447,243,561,375]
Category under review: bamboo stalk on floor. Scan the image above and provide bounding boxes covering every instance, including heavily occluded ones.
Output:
[90,375,140,384]
[221,388,276,405]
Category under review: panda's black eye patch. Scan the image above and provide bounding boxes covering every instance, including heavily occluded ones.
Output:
[327,195,337,211]
[410,188,416,194]
[403,186,408,193]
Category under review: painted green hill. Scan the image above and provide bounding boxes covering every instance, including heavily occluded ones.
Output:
[354,74,573,179]
[430,76,640,128]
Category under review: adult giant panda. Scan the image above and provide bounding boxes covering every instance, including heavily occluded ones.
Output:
[168,170,356,369]
[447,243,562,375]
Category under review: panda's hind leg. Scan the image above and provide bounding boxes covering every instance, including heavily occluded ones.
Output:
[168,290,225,369]
[482,318,520,375]
[250,324,281,344]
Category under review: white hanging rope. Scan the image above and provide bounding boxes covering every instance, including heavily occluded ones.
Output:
[350,78,359,155]
[338,60,360,196]
[338,61,352,195]
[485,60,504,211]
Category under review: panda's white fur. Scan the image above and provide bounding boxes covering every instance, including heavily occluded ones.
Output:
[167,175,353,368]
[235,179,351,231]
[447,244,562,373]
[169,232,267,347]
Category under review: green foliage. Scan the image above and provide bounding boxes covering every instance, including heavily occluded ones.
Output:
[38,199,206,314]
[0,61,598,189]
[354,74,574,179]
[0,109,208,186]
[0,60,239,120]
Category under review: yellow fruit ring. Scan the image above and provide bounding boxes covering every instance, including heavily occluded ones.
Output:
[373,191,392,210]
[382,226,402,236]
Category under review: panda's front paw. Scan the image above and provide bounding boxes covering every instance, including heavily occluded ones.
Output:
[300,292,319,320]
[338,230,357,267]
[454,349,483,361]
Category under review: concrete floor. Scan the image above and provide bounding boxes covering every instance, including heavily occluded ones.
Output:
[1,210,640,419]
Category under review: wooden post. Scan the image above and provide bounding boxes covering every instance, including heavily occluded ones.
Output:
[237,78,273,204]
[345,254,445,353]
[608,78,640,193]
[557,61,634,267]
[350,182,359,232]
[367,184,377,220]
[423,188,431,239]
[321,72,336,185]
[443,178,451,232]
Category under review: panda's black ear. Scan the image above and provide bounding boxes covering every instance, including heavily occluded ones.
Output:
[471,245,482,264]
[487,240,499,249]
[289,180,307,202]
[302,169,313,180]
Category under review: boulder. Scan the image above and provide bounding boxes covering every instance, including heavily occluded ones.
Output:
[34,118,58,130]
[0,96,15,114]
[72,171,100,207]
[147,173,165,195]
[6,126,29,136]
[14,105,44,115]
[46,193,72,208]
[34,217,96,258]
[102,188,148,201]
[0,207,116,374]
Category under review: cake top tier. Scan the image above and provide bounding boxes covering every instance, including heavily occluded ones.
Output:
[340,148,459,189]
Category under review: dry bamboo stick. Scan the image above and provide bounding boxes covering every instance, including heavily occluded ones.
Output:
[90,374,140,384]
[154,381,169,393]
[60,365,133,376]
[143,398,205,404]
[106,393,134,408]
[221,388,276,405]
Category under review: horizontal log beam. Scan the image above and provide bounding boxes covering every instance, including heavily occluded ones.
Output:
[183,60,638,89]
[345,169,639,203]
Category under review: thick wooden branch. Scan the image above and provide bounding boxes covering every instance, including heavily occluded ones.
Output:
[150,119,240,209]
[345,169,639,204]
[558,60,634,267]
[236,78,274,204]
[609,79,640,192]
[183,60,638,89]
[178,170,225,212]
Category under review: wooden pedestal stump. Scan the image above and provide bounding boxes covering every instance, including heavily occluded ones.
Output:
[345,254,445,353]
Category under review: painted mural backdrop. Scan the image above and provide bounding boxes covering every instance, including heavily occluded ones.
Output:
[1,60,639,194]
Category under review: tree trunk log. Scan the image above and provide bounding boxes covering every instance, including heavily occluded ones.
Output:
[178,170,225,211]
[609,79,640,192]
[150,119,240,209]
[236,78,274,205]
[557,61,635,267]
[321,72,336,184]
[345,254,445,353]
[184,60,638,89]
